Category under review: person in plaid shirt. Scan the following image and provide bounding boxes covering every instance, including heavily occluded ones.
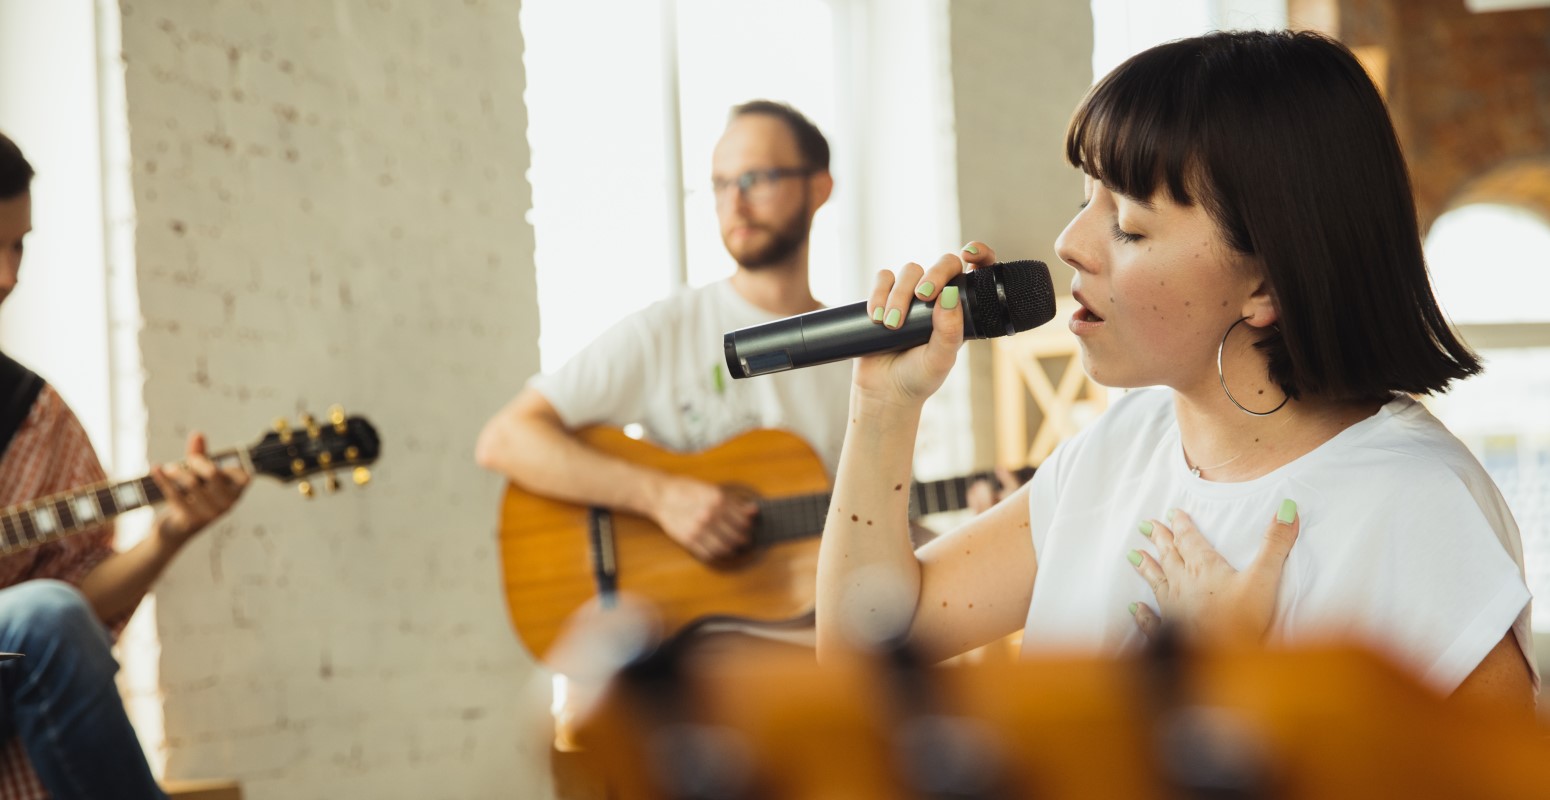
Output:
[0,132,249,798]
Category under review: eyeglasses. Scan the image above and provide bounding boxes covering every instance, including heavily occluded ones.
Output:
[711,167,814,205]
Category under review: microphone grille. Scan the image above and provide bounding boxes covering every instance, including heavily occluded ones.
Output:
[999,260,1058,332]
[964,261,1057,337]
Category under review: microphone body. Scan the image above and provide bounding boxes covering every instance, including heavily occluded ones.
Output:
[725,260,1056,379]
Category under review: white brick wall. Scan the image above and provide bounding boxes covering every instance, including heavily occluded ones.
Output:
[116,1,553,797]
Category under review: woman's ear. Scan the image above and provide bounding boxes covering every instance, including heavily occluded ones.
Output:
[1242,277,1279,328]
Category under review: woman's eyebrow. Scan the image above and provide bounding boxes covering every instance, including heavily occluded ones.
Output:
[1118,193,1157,212]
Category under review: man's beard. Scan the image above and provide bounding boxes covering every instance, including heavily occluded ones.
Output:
[726,206,812,271]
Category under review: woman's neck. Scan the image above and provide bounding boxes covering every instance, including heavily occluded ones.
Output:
[1171,389,1384,482]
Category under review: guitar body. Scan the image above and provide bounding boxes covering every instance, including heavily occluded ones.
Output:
[499,427,832,662]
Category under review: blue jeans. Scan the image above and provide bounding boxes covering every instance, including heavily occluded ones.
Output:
[0,580,166,799]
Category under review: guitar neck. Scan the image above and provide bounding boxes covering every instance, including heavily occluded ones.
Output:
[0,448,250,557]
[754,469,1027,546]
[907,471,1001,519]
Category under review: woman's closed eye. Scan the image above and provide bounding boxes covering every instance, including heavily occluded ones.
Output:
[1110,222,1143,244]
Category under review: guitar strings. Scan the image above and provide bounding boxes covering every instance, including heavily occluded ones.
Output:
[753,474,988,543]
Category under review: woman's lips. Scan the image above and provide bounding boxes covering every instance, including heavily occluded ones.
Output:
[1070,298,1105,335]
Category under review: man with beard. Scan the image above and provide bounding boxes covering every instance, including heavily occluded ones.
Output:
[478,100,851,565]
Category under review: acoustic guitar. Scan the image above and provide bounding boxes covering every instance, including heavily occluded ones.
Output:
[576,639,1550,799]
[0,407,380,557]
[499,427,1031,661]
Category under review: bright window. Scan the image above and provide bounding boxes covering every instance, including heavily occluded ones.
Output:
[520,0,845,372]
[1425,203,1550,629]
[1091,0,1285,77]
[675,0,841,295]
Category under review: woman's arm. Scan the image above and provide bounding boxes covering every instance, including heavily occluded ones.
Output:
[814,389,928,656]
[907,483,1038,661]
[816,396,1038,662]
[1452,633,1535,717]
[816,243,1038,662]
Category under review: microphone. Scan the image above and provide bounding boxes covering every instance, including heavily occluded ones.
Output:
[724,260,1057,379]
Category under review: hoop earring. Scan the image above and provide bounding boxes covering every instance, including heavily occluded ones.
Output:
[1217,317,1289,417]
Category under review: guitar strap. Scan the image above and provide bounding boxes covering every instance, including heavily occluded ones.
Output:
[0,350,44,465]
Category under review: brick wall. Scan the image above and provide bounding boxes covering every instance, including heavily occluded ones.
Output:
[1318,0,1550,230]
[116,1,552,797]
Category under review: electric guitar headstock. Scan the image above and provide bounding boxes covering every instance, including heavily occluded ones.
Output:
[247,405,382,498]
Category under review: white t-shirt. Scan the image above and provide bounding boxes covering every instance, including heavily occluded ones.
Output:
[531,279,854,476]
[1021,387,1536,694]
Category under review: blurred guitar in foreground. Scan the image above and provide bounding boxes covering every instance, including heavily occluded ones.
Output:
[577,633,1550,799]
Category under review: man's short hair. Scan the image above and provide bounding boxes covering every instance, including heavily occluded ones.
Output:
[731,100,830,172]
[0,132,34,200]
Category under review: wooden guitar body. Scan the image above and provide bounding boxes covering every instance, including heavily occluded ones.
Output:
[499,427,831,662]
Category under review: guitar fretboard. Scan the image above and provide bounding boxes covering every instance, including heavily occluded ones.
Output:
[751,471,1006,546]
[0,450,247,557]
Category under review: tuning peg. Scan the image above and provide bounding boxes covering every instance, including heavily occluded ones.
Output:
[318,452,333,468]
[324,473,341,493]
[298,480,314,499]
[300,413,320,439]
[329,405,348,433]
[274,418,292,444]
[352,467,372,486]
[291,458,307,476]
[345,446,360,462]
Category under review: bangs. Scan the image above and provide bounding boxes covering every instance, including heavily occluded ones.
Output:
[1064,40,1210,208]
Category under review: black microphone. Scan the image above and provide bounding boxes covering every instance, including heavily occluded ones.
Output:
[724,260,1057,379]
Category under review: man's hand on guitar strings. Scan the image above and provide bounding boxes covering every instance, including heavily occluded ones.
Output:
[652,476,758,563]
[150,431,252,546]
[966,466,1021,515]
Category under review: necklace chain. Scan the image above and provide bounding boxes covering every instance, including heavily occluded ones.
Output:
[1187,452,1244,477]
[1184,411,1297,478]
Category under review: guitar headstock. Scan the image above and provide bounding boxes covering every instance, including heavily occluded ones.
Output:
[250,406,381,497]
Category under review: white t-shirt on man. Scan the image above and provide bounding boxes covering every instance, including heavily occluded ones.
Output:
[1021,387,1535,694]
[531,279,853,475]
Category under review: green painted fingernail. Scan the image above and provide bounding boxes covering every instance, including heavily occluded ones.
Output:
[1277,498,1297,525]
[1128,602,1138,615]
[964,244,979,255]
[872,307,884,322]
[884,308,901,328]
[1138,520,1153,537]
[915,281,934,298]
[939,286,959,310]
[1126,550,1142,567]
[1166,509,1177,523]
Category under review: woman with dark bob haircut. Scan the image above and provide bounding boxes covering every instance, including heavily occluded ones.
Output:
[815,29,1535,710]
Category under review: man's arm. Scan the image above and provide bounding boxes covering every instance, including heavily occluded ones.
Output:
[475,387,754,562]
[77,432,249,622]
